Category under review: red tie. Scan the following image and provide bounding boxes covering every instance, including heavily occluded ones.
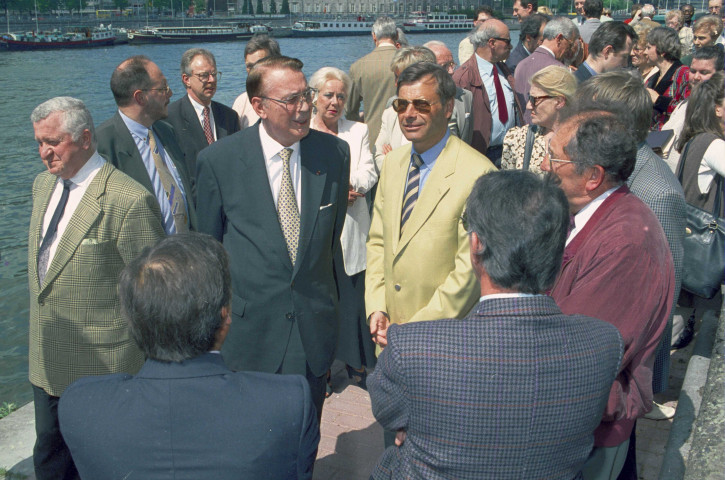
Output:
[202,106,214,145]
[491,65,509,124]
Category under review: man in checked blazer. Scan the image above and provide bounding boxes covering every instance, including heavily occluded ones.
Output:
[368,171,623,480]
[166,48,240,196]
[28,97,165,480]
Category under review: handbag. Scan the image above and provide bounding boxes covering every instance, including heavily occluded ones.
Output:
[676,141,725,299]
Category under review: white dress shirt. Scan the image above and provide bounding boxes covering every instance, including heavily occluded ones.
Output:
[475,54,516,147]
[119,111,188,235]
[259,122,302,210]
[188,94,217,141]
[566,186,618,246]
[40,152,104,275]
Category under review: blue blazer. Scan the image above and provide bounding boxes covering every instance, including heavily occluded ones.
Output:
[368,296,623,480]
[59,353,319,480]
[505,41,530,74]
[196,124,350,377]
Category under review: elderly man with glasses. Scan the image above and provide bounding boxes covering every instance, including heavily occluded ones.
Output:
[366,62,496,449]
[167,48,240,198]
[97,55,196,234]
[195,56,349,421]
[541,111,674,480]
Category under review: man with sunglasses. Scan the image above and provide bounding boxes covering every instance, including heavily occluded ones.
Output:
[366,64,495,431]
[167,48,240,198]
[542,112,674,480]
[196,56,349,421]
[97,55,196,234]
[453,19,524,166]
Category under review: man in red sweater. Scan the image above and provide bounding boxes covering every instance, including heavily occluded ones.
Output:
[542,111,675,480]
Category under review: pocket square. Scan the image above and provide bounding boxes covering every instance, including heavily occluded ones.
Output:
[81,238,99,245]
[319,204,333,210]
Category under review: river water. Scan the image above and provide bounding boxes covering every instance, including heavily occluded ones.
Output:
[0,31,514,406]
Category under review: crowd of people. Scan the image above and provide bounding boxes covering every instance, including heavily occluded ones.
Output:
[27,2,724,479]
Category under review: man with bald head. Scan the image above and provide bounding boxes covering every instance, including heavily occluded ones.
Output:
[542,112,674,479]
[453,18,524,165]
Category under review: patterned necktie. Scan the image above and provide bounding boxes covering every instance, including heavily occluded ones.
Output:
[277,148,300,265]
[202,106,214,145]
[148,130,189,233]
[38,179,72,284]
[492,64,509,124]
[400,154,424,235]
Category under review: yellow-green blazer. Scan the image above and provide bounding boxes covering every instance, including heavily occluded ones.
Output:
[28,161,165,397]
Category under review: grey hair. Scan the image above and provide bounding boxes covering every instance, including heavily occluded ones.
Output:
[641,4,656,17]
[390,46,437,74]
[372,16,398,41]
[423,40,448,50]
[31,96,96,146]
[466,170,570,294]
[469,20,501,49]
[542,16,580,40]
[309,66,352,112]
[180,48,216,76]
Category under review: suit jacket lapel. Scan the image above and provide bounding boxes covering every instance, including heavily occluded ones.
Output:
[181,96,208,149]
[29,174,57,289]
[295,137,327,277]
[40,163,111,292]
[110,113,155,193]
[390,145,412,255]
[211,102,229,139]
[397,137,455,253]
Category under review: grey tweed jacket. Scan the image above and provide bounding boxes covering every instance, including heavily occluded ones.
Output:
[368,296,623,480]
[627,143,686,393]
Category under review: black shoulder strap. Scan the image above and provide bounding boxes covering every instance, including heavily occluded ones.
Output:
[522,125,538,171]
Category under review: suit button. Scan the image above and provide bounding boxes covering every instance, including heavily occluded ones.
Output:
[38,300,44,306]
[286,312,295,320]
[394,284,401,291]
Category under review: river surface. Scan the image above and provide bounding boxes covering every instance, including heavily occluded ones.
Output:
[0,31,516,406]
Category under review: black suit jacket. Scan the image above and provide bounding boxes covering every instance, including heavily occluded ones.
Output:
[166,95,241,194]
[96,112,197,229]
[505,42,529,74]
[196,125,350,377]
[59,353,319,480]
[574,64,595,84]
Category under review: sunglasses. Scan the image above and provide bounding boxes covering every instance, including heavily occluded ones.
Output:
[391,98,439,114]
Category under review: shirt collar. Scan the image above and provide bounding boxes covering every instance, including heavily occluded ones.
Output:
[480,293,542,302]
[119,110,150,142]
[258,121,301,163]
[188,94,211,116]
[572,186,619,232]
[66,151,105,188]
[539,45,556,58]
[475,53,495,74]
[412,129,450,165]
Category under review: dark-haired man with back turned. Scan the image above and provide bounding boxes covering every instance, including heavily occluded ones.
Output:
[59,233,319,480]
[368,170,623,480]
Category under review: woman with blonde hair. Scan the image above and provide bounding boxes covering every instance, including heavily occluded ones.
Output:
[501,65,576,174]
[309,66,378,391]
[666,9,694,54]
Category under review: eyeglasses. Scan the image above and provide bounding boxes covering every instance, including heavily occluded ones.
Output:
[440,61,456,71]
[492,37,512,45]
[143,85,172,95]
[528,94,555,108]
[191,71,221,82]
[259,87,317,109]
[545,139,578,168]
[391,98,439,114]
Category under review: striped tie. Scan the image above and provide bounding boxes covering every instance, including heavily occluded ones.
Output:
[202,106,214,145]
[277,148,300,265]
[400,153,424,235]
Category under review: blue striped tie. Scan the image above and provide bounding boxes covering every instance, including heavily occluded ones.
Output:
[400,154,424,235]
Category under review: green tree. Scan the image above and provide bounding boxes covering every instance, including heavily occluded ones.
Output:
[255,0,263,13]
[193,0,204,15]
[280,0,288,14]
[269,0,276,13]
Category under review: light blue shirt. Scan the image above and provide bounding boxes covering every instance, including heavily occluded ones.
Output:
[409,129,450,193]
[119,111,188,235]
[475,54,516,147]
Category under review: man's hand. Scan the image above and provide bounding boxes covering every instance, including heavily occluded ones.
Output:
[395,430,407,446]
[348,186,364,206]
[369,311,390,347]
[382,143,393,155]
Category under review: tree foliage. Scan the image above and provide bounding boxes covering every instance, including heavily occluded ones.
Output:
[280,0,288,14]
[255,0,263,14]
[269,0,276,13]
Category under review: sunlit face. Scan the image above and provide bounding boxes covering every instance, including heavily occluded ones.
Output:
[540,122,587,213]
[681,6,694,21]
[253,68,311,147]
[575,0,585,15]
[143,62,172,121]
[474,12,491,24]
[490,27,513,63]
[693,28,717,49]
[397,75,454,154]
[315,78,346,124]
[245,49,269,73]
[560,34,581,64]
[183,54,217,106]
[690,58,718,86]
[528,84,560,129]
[666,17,683,30]
[631,41,651,69]
[644,43,660,63]
[709,0,722,16]
[34,111,91,180]
[513,0,532,21]
[431,45,456,75]
[603,37,635,71]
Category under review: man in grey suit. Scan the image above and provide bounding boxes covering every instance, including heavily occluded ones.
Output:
[196,56,349,420]
[346,16,398,146]
[97,55,196,234]
[166,48,240,195]
[60,233,319,480]
[368,170,623,480]
[29,97,165,480]
[515,16,580,122]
